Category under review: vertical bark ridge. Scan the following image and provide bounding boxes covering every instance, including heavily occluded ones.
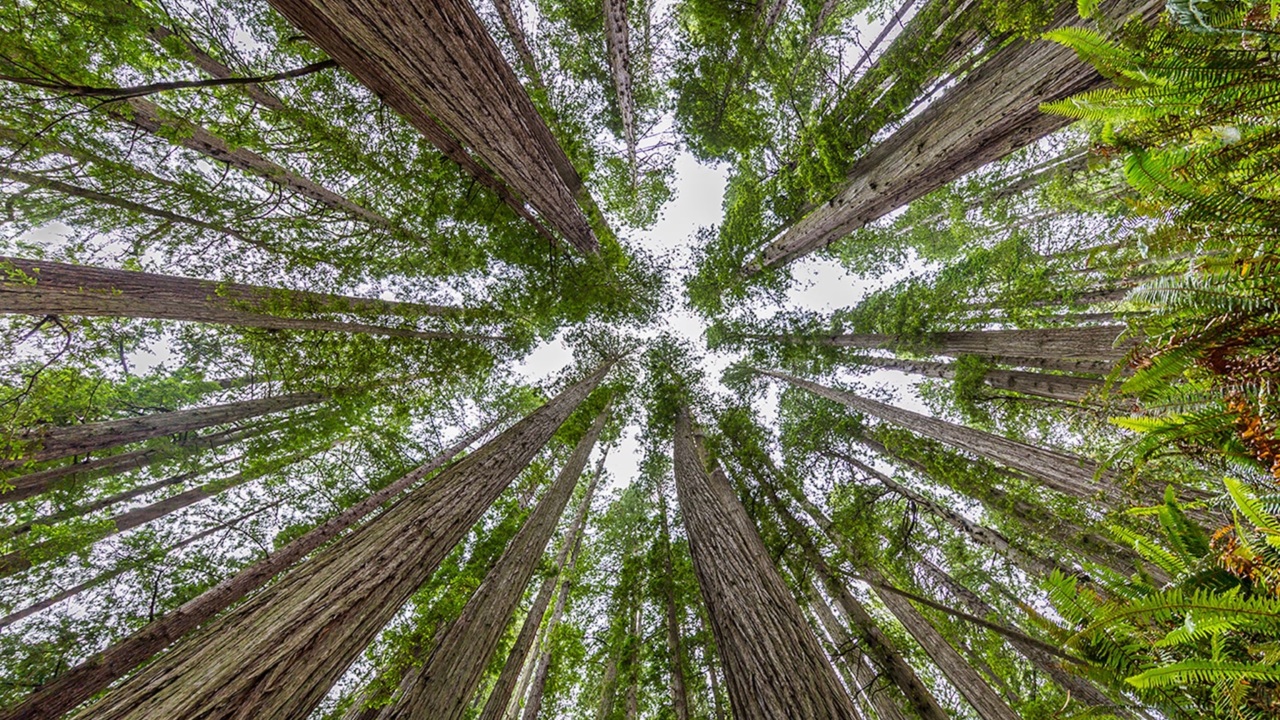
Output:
[31,368,606,720]
[672,407,860,720]
[386,405,610,720]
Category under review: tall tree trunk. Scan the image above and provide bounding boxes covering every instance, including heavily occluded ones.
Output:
[478,452,605,720]
[0,500,279,630]
[750,0,1162,272]
[491,0,547,92]
[2,391,326,473]
[520,570,571,720]
[656,491,692,720]
[823,326,1135,364]
[145,25,286,110]
[595,658,618,720]
[17,368,602,720]
[0,455,242,541]
[849,355,1104,402]
[0,422,276,505]
[774,481,1021,720]
[602,0,637,172]
[672,408,860,720]
[0,444,326,579]
[623,602,640,720]
[750,472,949,720]
[918,558,1117,710]
[385,406,610,720]
[267,0,601,254]
[761,369,1134,504]
[827,449,1079,579]
[808,591,906,720]
[0,257,501,342]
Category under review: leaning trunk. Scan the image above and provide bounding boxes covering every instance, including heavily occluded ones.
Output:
[826,326,1135,364]
[849,355,1104,402]
[672,408,859,720]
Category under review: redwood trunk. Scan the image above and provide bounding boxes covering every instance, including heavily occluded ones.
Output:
[2,392,326,472]
[477,453,605,720]
[602,0,637,167]
[29,370,603,720]
[657,492,692,720]
[851,355,1104,402]
[384,407,609,720]
[752,0,1161,271]
[266,0,600,253]
[672,408,859,720]
[0,257,499,342]
[827,326,1135,364]
[807,592,909,720]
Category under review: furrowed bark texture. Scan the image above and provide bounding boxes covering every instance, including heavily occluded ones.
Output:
[918,559,1116,709]
[752,0,1162,271]
[826,326,1135,363]
[672,408,859,720]
[386,407,609,720]
[477,452,604,720]
[0,257,499,342]
[47,370,605,720]
[850,355,1104,402]
[0,423,270,505]
[266,0,600,253]
[763,370,1127,503]
[0,502,277,630]
[602,0,636,166]
[2,392,325,471]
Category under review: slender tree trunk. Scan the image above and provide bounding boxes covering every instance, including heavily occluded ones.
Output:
[492,0,547,92]
[146,25,286,110]
[595,658,618,720]
[849,355,1104,402]
[20,369,604,720]
[2,391,326,472]
[0,256,500,342]
[751,0,1162,271]
[0,442,330,579]
[761,369,1133,504]
[478,453,606,720]
[656,491,692,720]
[520,572,571,720]
[623,602,640,720]
[0,422,275,505]
[672,407,860,719]
[918,558,1117,710]
[807,592,907,720]
[267,0,601,254]
[385,406,609,720]
[602,0,637,172]
[0,501,278,630]
[823,326,1135,364]
[0,455,242,541]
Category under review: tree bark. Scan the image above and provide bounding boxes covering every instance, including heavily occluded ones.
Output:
[595,658,618,720]
[761,369,1132,504]
[0,256,501,342]
[750,0,1162,271]
[849,355,1104,402]
[602,0,637,171]
[807,592,907,720]
[918,558,1117,710]
[384,406,609,720]
[824,326,1135,364]
[0,422,273,505]
[27,370,604,720]
[656,491,692,720]
[477,452,605,720]
[672,407,860,720]
[520,570,570,720]
[2,391,326,472]
[266,0,601,254]
[0,443,325,579]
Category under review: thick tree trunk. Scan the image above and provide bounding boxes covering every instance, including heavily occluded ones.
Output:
[0,501,278,630]
[0,257,500,342]
[751,0,1162,271]
[0,444,324,579]
[657,492,692,720]
[267,0,600,254]
[477,453,605,720]
[825,326,1135,364]
[2,391,326,472]
[762,369,1131,504]
[918,558,1117,710]
[0,422,273,505]
[385,407,609,720]
[672,408,860,720]
[26,371,603,720]
[849,355,1104,402]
